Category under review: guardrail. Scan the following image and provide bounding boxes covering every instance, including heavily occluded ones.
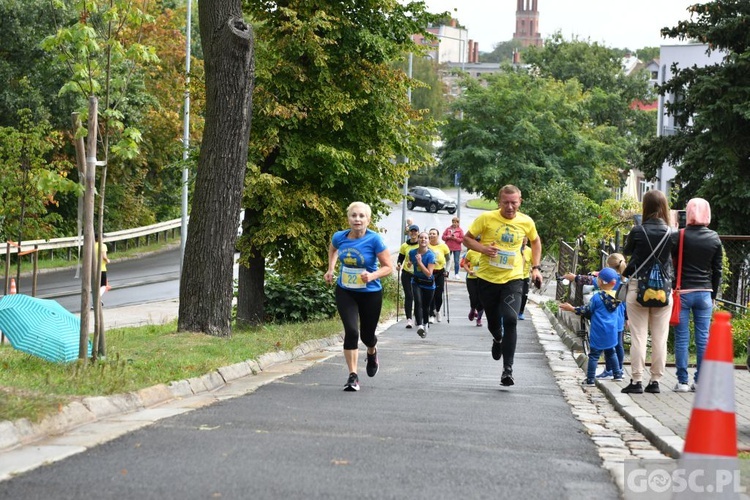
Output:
[1,218,182,257]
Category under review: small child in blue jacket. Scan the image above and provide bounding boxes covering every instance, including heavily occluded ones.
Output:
[563,253,627,379]
[560,267,624,385]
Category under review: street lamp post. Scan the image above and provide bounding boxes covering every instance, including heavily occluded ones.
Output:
[435,32,467,220]
[401,52,413,245]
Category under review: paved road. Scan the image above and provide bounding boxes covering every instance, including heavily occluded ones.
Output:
[0,288,618,499]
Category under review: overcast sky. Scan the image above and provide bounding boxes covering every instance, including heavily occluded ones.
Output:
[422,0,697,52]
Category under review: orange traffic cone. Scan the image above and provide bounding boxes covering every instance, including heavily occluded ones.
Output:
[9,278,16,294]
[674,311,741,498]
[681,311,737,459]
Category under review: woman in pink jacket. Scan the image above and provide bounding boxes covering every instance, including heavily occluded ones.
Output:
[442,217,464,276]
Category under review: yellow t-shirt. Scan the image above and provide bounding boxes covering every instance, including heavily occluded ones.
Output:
[94,242,108,272]
[398,240,419,274]
[463,249,481,280]
[467,211,539,284]
[429,242,450,271]
[522,246,532,278]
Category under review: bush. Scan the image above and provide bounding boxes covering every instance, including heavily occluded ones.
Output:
[731,313,750,360]
[264,271,337,323]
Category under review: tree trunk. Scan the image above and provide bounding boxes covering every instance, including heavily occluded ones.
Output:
[236,242,266,326]
[178,2,254,336]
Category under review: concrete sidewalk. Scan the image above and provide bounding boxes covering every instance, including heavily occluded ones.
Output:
[549,298,750,458]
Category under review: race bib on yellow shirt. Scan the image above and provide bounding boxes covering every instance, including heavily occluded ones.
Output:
[489,249,515,270]
[341,266,366,289]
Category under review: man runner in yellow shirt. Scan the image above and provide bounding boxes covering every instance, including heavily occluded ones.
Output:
[463,185,543,386]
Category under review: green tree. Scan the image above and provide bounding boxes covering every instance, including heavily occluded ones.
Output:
[438,70,626,204]
[479,39,523,64]
[178,0,254,336]
[42,0,161,230]
[636,46,660,62]
[0,0,79,129]
[638,0,750,236]
[0,110,80,244]
[522,33,656,187]
[236,0,443,325]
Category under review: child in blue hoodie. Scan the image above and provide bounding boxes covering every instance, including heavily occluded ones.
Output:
[560,267,624,385]
[563,253,627,379]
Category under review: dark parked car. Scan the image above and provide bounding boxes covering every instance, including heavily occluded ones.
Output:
[407,186,457,214]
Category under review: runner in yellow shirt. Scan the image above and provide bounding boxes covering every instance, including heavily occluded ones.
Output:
[428,228,451,323]
[396,225,420,328]
[463,185,543,387]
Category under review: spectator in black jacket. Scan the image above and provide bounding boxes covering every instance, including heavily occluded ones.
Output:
[620,190,677,395]
[671,198,723,393]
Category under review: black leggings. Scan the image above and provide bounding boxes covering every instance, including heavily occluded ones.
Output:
[430,270,445,315]
[335,286,383,350]
[466,278,483,313]
[411,282,435,327]
[477,278,523,367]
[400,271,414,319]
[519,278,530,314]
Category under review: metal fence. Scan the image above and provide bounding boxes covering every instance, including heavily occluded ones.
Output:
[556,232,750,314]
[2,218,182,296]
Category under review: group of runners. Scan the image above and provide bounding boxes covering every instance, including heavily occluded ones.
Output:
[325,185,543,391]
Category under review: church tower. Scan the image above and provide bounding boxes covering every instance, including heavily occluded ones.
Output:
[514,0,542,48]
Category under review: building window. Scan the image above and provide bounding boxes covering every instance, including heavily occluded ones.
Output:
[638,177,654,201]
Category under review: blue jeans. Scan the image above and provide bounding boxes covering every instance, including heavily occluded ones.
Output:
[674,291,712,384]
[451,250,461,275]
[604,330,624,373]
[587,347,621,381]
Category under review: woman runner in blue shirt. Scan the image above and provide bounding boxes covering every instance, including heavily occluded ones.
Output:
[325,202,392,392]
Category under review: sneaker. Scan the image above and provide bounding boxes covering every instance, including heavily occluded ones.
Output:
[491,339,502,361]
[690,382,697,392]
[582,378,595,386]
[343,372,359,392]
[621,380,643,394]
[644,381,660,394]
[673,382,690,393]
[518,313,525,320]
[468,309,476,321]
[501,367,514,386]
[436,311,442,322]
[406,318,413,329]
[595,370,613,380]
[366,350,379,377]
[613,372,624,382]
[417,325,426,338]
[429,316,436,324]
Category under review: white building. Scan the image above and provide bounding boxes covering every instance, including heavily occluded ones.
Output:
[652,44,726,195]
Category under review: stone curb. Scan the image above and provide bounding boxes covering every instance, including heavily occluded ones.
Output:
[0,331,345,454]
[538,302,684,459]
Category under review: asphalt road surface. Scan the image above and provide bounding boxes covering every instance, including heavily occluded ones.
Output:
[0,289,619,499]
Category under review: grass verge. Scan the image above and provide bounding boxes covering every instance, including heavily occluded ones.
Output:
[0,317,341,423]
[466,197,496,210]
[0,293,397,424]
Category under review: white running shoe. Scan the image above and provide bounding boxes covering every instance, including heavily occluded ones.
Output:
[673,382,690,393]
[417,325,426,338]
[406,318,413,329]
[429,316,436,324]
[436,311,442,322]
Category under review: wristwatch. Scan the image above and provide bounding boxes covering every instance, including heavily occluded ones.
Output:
[532,265,542,271]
